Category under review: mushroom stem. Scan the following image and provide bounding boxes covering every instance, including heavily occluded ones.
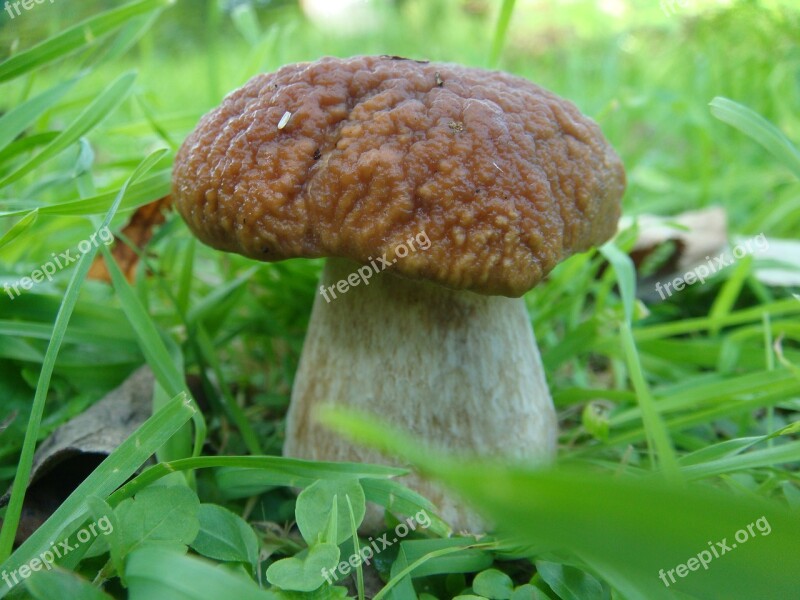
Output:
[284,258,558,532]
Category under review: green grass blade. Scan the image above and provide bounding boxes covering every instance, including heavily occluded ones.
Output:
[708,256,752,337]
[0,0,173,83]
[0,78,80,152]
[0,132,60,166]
[230,2,261,45]
[0,169,171,218]
[376,545,489,600]
[361,478,450,538]
[599,242,635,323]
[710,97,800,180]
[0,150,165,562]
[345,495,366,600]
[0,319,135,345]
[682,439,800,480]
[0,72,137,187]
[489,0,516,67]
[619,322,680,478]
[186,266,258,327]
[0,209,37,250]
[99,241,206,458]
[600,243,679,478]
[194,325,262,455]
[635,298,800,341]
[82,11,163,70]
[100,256,184,399]
[106,456,405,507]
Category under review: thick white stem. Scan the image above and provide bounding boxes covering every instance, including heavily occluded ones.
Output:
[284,258,557,531]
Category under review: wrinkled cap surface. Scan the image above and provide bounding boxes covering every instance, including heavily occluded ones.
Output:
[173,55,625,296]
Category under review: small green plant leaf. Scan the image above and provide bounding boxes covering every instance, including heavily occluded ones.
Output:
[581,401,611,442]
[190,504,259,571]
[322,494,339,546]
[509,584,547,600]
[472,568,514,599]
[126,545,278,600]
[26,569,114,600]
[535,562,609,600]
[265,543,341,592]
[114,485,201,557]
[296,478,366,545]
[84,495,125,581]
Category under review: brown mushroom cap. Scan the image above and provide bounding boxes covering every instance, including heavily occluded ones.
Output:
[172,55,625,296]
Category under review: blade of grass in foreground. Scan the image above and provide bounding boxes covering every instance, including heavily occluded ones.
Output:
[0,148,164,562]
[710,97,800,180]
[0,393,195,599]
[0,0,173,83]
[321,409,800,600]
[600,242,679,479]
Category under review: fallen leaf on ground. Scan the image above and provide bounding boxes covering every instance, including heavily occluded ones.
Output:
[88,196,172,283]
[0,367,154,546]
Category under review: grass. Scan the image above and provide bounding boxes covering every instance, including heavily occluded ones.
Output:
[0,0,798,598]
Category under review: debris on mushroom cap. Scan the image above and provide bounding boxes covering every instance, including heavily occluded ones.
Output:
[172,55,626,297]
[277,110,292,130]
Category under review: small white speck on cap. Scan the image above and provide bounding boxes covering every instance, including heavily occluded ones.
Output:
[278,111,292,130]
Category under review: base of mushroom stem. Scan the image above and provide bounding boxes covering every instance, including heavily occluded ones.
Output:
[284,258,558,533]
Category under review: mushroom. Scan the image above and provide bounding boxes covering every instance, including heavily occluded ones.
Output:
[172,56,625,531]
